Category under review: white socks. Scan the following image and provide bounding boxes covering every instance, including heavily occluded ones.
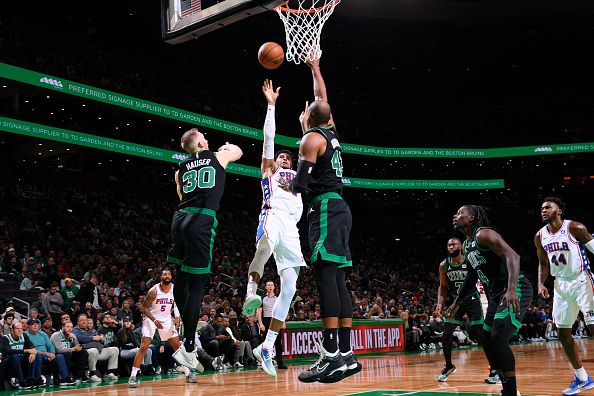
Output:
[247,281,258,297]
[131,367,140,378]
[575,367,588,382]
[264,329,279,350]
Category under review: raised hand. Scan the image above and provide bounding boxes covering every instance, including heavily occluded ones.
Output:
[299,101,310,131]
[262,79,281,105]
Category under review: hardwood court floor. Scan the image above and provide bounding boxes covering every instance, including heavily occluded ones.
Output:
[9,339,594,396]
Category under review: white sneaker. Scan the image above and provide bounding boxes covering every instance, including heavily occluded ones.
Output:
[172,344,200,371]
[89,374,102,382]
[224,363,232,370]
[253,344,277,377]
[104,373,118,381]
[234,362,244,369]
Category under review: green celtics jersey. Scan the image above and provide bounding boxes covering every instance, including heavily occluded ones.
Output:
[444,256,479,301]
[463,226,509,295]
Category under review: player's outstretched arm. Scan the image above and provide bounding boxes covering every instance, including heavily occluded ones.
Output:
[569,221,594,253]
[306,56,335,127]
[261,79,281,176]
[216,143,243,169]
[535,231,550,299]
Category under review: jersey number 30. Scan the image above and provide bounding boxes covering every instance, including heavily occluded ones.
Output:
[183,166,215,193]
[331,151,344,177]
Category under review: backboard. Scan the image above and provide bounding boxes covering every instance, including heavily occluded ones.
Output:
[161,0,285,44]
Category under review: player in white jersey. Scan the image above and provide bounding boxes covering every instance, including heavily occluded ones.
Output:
[536,197,594,396]
[128,269,200,388]
[243,79,306,377]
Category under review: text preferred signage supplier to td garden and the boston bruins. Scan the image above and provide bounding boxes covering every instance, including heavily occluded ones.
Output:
[1,62,594,159]
[0,116,505,190]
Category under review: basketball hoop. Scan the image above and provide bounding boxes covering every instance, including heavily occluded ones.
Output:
[274,0,341,65]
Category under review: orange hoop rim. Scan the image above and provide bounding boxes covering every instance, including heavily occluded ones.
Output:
[273,0,341,14]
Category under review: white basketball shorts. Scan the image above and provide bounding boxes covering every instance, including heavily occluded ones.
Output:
[141,318,178,341]
[258,210,305,272]
[553,271,594,328]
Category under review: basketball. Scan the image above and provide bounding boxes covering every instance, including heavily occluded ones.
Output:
[258,42,284,70]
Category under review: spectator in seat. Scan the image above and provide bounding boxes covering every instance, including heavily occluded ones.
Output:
[43,282,64,326]
[118,316,153,374]
[19,270,39,291]
[199,315,222,358]
[1,320,41,389]
[73,314,119,382]
[41,317,55,338]
[25,318,72,386]
[224,313,247,368]
[240,315,261,351]
[1,312,15,336]
[50,320,90,383]
[216,315,240,369]
[60,278,79,311]
[76,275,101,310]
[117,299,133,324]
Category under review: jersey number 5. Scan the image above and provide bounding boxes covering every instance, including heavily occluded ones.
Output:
[183,166,216,193]
[331,151,344,177]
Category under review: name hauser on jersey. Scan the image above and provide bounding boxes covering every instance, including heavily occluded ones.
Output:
[186,158,211,170]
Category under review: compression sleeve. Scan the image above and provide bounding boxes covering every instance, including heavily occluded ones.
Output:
[263,105,275,159]
[291,159,314,193]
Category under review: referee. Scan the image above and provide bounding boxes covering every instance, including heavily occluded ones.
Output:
[257,281,286,369]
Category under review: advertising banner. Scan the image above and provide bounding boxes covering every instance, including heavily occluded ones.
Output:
[2,62,593,159]
[282,319,405,359]
[0,116,504,190]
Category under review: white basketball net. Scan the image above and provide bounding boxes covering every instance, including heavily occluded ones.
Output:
[275,0,340,65]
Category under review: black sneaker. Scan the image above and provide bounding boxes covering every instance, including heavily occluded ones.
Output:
[341,351,363,379]
[298,344,347,384]
[78,375,91,383]
[60,377,76,386]
[20,379,33,390]
[437,364,456,382]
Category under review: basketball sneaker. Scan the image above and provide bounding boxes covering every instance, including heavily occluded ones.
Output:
[485,373,501,384]
[340,350,363,380]
[128,376,139,388]
[562,375,594,395]
[172,344,199,371]
[242,294,262,317]
[253,344,277,377]
[437,364,456,382]
[298,344,347,384]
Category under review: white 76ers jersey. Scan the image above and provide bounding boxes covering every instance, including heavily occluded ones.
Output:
[540,219,591,280]
[148,284,175,322]
[260,168,303,221]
